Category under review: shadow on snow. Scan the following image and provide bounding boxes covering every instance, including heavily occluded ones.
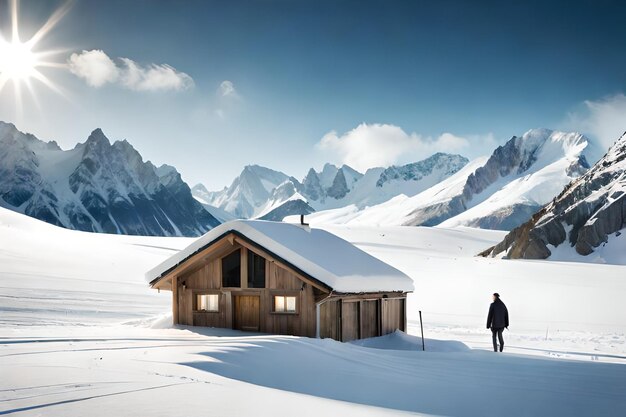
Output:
[181,329,626,417]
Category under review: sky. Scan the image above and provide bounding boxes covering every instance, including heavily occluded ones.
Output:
[0,0,625,189]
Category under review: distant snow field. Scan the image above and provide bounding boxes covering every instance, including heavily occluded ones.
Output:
[1,208,625,416]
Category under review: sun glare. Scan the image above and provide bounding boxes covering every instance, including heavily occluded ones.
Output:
[0,39,36,80]
[0,0,71,108]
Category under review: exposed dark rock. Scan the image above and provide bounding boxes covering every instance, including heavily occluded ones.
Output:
[326,169,349,199]
[485,132,626,259]
[405,129,590,230]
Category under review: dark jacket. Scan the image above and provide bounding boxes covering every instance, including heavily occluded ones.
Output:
[487,298,509,329]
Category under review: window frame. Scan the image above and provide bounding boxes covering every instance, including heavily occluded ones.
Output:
[194,292,220,313]
[271,293,299,315]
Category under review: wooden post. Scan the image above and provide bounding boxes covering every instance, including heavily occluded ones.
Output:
[241,247,248,289]
[359,300,363,340]
[172,276,179,325]
[419,310,425,351]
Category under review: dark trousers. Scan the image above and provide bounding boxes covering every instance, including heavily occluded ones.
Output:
[491,327,504,352]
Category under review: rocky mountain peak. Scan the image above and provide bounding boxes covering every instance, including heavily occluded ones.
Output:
[326,168,349,199]
[155,164,181,187]
[0,122,219,237]
[46,140,62,151]
[486,131,626,260]
[85,128,110,146]
[302,168,324,202]
[0,121,60,152]
[462,129,588,201]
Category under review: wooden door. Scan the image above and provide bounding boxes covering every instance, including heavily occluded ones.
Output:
[234,295,260,332]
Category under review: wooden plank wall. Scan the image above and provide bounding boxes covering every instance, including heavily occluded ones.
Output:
[381,298,406,334]
[173,246,317,338]
[340,301,360,342]
[360,300,380,339]
[264,261,316,337]
[319,299,340,340]
[177,257,221,326]
[319,296,406,341]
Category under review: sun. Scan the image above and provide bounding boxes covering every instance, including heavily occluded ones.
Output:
[0,0,71,104]
[0,39,37,81]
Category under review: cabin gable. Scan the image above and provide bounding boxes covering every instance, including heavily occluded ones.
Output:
[164,233,320,337]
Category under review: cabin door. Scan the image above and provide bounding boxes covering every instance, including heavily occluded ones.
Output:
[234,295,260,332]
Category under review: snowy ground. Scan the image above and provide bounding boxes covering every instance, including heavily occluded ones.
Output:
[322,224,626,351]
[1,208,625,416]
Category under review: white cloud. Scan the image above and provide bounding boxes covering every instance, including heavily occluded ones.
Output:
[213,80,241,120]
[316,123,482,171]
[67,50,193,92]
[67,50,119,87]
[218,80,237,97]
[119,58,193,91]
[564,93,626,150]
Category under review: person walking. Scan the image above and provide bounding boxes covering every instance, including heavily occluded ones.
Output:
[486,293,509,352]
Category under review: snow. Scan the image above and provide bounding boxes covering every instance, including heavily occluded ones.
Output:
[512,132,626,262]
[320,223,626,334]
[351,329,470,352]
[197,155,468,221]
[439,130,591,228]
[302,157,490,226]
[254,184,308,219]
[306,129,593,229]
[192,194,237,223]
[2,208,626,416]
[201,165,291,218]
[0,206,191,326]
[3,325,625,417]
[305,156,468,214]
[146,219,415,293]
[548,230,626,264]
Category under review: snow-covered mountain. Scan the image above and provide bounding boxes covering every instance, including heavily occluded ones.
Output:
[0,121,220,236]
[193,153,469,220]
[486,131,626,262]
[198,165,294,218]
[190,183,237,223]
[306,154,470,211]
[306,129,594,230]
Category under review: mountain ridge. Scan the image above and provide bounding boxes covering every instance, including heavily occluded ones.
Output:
[301,128,594,231]
[0,121,219,236]
[194,153,469,221]
[486,131,626,261]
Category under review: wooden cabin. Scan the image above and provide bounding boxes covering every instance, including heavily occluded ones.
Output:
[146,219,413,342]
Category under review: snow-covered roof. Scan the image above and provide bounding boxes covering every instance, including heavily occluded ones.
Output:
[146,220,414,293]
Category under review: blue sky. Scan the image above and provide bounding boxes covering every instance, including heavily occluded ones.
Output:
[1,0,625,189]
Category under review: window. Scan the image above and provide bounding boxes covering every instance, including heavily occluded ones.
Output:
[222,249,241,287]
[247,251,266,288]
[196,294,219,312]
[274,295,297,313]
